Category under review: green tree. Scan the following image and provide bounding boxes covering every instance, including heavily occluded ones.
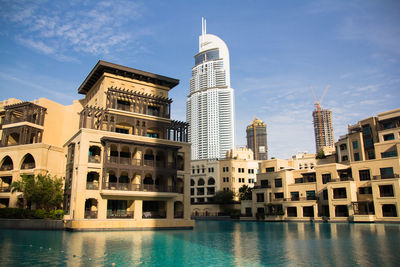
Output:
[213,190,235,204]
[316,150,326,159]
[238,185,252,200]
[11,174,64,211]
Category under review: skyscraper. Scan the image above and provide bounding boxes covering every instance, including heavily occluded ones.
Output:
[313,108,335,154]
[187,18,235,160]
[246,117,268,160]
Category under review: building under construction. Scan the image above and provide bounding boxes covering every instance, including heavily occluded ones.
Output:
[312,108,335,154]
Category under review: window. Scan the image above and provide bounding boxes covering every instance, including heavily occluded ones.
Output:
[323,189,328,200]
[256,193,265,202]
[352,141,358,149]
[266,167,275,172]
[359,169,371,181]
[147,106,160,116]
[322,173,331,184]
[379,185,394,197]
[306,190,316,200]
[381,150,398,158]
[382,121,394,130]
[341,155,348,161]
[290,192,299,201]
[380,167,394,179]
[383,133,395,141]
[248,169,254,174]
[274,192,284,199]
[359,187,372,194]
[340,144,347,150]
[116,128,129,134]
[354,153,360,161]
[190,188,194,195]
[261,180,269,188]
[274,178,282,188]
[333,188,347,199]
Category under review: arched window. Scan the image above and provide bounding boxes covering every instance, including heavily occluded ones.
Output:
[198,178,205,186]
[143,174,154,185]
[190,179,195,186]
[208,177,215,185]
[88,146,101,163]
[0,156,13,171]
[20,154,35,169]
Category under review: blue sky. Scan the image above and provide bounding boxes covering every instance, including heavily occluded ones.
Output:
[0,0,399,159]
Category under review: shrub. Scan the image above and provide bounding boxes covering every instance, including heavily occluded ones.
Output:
[34,209,47,219]
[49,209,64,220]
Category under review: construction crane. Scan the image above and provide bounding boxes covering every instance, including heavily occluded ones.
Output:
[309,84,330,151]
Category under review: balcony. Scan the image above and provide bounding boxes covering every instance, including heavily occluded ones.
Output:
[142,211,166,219]
[284,197,318,201]
[330,177,354,182]
[88,155,101,164]
[103,182,182,193]
[0,186,11,192]
[107,210,134,219]
[253,185,271,189]
[84,211,98,219]
[21,162,35,170]
[86,182,99,190]
[373,174,399,180]
[0,165,13,171]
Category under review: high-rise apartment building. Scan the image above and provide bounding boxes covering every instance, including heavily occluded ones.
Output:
[246,117,268,160]
[313,108,335,154]
[186,18,235,160]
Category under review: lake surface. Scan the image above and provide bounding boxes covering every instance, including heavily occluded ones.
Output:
[0,221,400,266]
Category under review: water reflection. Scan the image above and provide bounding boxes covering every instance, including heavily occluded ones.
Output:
[0,222,400,266]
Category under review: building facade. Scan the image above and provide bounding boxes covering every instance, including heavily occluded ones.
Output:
[190,148,258,216]
[186,19,235,160]
[246,117,268,160]
[313,108,335,154]
[245,108,400,222]
[0,60,194,230]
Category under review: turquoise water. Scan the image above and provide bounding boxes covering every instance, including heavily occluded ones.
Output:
[0,221,400,266]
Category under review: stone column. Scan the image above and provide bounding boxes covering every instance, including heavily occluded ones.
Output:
[166,200,174,220]
[134,200,143,220]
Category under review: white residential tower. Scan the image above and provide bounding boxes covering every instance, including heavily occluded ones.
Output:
[187,18,235,160]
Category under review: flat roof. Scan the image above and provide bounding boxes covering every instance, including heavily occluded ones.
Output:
[78,60,180,94]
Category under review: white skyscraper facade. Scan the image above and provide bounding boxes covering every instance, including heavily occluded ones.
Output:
[187,19,235,160]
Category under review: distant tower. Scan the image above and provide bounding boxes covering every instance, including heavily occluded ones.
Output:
[186,18,235,160]
[246,117,268,160]
[313,109,335,153]
[310,85,335,154]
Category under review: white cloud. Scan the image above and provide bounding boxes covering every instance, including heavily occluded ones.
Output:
[0,0,149,61]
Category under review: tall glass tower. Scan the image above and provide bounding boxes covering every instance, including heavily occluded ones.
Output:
[187,18,235,160]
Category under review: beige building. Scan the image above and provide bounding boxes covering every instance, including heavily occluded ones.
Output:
[190,147,258,216]
[0,60,194,230]
[245,108,400,222]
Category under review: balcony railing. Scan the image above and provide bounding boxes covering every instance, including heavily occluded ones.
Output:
[88,155,101,163]
[283,197,318,201]
[142,211,166,219]
[103,182,181,193]
[380,192,394,197]
[0,165,13,171]
[0,186,11,192]
[253,185,272,189]
[330,177,354,182]
[107,210,134,219]
[84,211,98,219]
[333,194,347,199]
[86,182,99,190]
[21,162,35,170]
[373,174,399,180]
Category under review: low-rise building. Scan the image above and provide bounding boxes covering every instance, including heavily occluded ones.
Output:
[190,147,258,216]
[247,108,400,222]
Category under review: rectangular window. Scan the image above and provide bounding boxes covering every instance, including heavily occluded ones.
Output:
[266,167,275,172]
[354,153,360,161]
[256,193,265,202]
[322,173,331,184]
[342,155,348,161]
[323,189,328,200]
[261,180,269,188]
[380,167,394,179]
[382,121,394,129]
[383,133,395,141]
[306,190,316,200]
[274,178,282,188]
[340,144,347,150]
[352,141,358,149]
[274,192,284,199]
[381,150,398,158]
[359,169,371,181]
[379,185,394,197]
[290,192,299,201]
[333,188,347,199]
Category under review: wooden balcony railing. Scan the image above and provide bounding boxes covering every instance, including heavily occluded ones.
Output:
[103,182,182,193]
[84,211,98,219]
[107,210,134,219]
